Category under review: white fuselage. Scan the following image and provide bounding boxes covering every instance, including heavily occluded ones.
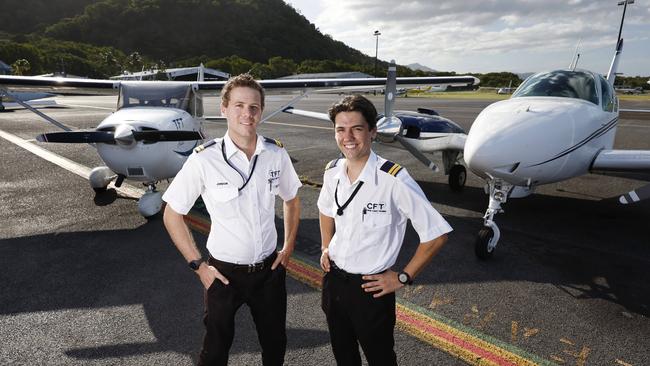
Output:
[464,97,618,187]
[96,107,203,182]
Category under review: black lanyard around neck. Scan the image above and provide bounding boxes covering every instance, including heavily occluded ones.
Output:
[334,180,364,216]
[222,141,258,191]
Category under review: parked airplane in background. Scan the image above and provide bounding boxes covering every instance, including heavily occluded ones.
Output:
[0,90,57,111]
[464,0,650,259]
[0,69,478,217]
[285,61,469,190]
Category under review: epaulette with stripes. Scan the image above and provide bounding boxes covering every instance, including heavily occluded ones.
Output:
[325,158,339,171]
[194,139,217,153]
[379,160,403,177]
[263,136,284,148]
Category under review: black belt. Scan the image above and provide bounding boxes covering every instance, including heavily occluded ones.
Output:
[209,252,277,273]
[330,261,386,280]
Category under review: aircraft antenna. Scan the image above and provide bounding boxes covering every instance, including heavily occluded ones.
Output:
[569,38,581,70]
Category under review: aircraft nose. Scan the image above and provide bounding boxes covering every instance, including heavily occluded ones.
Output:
[463,98,577,182]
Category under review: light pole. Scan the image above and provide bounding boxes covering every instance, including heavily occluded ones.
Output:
[373,30,381,76]
[616,0,634,45]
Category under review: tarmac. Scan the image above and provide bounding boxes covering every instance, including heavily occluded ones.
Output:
[1,93,649,365]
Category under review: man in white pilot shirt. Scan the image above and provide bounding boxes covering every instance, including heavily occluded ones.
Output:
[318,95,451,366]
[162,74,301,366]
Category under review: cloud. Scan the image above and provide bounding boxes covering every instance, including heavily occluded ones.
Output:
[307,0,649,73]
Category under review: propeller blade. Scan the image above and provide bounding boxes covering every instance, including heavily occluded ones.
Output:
[36,131,115,143]
[384,60,397,118]
[619,183,650,204]
[395,135,438,172]
[132,130,204,142]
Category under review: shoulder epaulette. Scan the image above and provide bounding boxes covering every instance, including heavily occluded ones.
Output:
[263,136,284,148]
[194,139,217,153]
[325,158,339,171]
[379,160,403,177]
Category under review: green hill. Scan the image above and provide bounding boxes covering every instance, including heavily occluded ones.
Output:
[9,0,371,66]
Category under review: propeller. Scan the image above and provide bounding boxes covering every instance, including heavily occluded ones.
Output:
[375,60,439,172]
[37,129,204,144]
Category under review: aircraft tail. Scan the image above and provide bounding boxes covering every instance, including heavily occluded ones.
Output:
[606,38,623,86]
[383,60,397,117]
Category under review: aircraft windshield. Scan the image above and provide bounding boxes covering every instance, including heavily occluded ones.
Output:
[117,82,194,112]
[512,70,599,105]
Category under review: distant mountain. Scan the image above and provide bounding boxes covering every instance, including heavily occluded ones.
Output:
[408,63,436,72]
[11,0,375,65]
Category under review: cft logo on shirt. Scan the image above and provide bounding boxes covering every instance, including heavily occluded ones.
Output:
[365,202,387,213]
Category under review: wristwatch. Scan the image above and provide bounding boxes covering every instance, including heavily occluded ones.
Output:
[188,259,203,271]
[398,271,413,285]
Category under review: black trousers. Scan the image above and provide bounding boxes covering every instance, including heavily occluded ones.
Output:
[321,267,398,366]
[198,253,287,366]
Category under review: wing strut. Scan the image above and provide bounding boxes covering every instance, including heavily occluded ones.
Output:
[0,86,72,131]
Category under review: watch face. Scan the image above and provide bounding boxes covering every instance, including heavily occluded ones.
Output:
[189,260,202,270]
[398,273,408,284]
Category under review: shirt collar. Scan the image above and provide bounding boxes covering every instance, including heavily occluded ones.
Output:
[334,150,378,186]
[223,132,265,160]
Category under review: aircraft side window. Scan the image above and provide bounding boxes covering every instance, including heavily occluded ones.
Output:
[599,76,614,112]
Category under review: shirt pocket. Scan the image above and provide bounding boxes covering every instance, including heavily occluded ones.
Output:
[207,185,239,219]
[360,213,392,245]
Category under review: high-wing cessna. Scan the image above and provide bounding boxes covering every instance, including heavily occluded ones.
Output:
[464,0,650,258]
[0,69,478,217]
[284,61,470,191]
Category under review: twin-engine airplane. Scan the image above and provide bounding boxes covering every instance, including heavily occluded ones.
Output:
[284,61,469,190]
[464,0,650,258]
[0,69,478,217]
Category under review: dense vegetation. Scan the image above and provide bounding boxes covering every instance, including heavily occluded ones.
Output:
[0,0,646,89]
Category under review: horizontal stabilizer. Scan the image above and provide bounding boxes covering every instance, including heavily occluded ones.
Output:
[283,107,330,122]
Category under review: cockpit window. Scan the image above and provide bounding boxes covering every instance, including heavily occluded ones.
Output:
[117,82,202,116]
[512,70,599,105]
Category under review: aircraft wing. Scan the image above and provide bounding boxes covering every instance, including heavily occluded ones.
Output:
[0,75,479,93]
[591,149,650,171]
[591,149,650,204]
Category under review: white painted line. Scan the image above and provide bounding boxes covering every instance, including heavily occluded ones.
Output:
[0,129,143,199]
[619,124,650,129]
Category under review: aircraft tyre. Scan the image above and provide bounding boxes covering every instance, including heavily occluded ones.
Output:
[449,165,467,191]
[475,227,494,259]
[93,187,108,193]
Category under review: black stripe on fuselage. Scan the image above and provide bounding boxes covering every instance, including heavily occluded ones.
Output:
[527,117,618,167]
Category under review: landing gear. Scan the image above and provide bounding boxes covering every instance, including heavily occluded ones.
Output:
[138,183,163,218]
[448,165,466,191]
[442,151,466,191]
[475,228,495,259]
[475,179,512,260]
[89,166,117,193]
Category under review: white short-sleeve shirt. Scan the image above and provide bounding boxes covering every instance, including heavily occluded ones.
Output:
[163,133,301,264]
[317,151,452,274]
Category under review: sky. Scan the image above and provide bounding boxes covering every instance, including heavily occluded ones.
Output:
[285,0,650,77]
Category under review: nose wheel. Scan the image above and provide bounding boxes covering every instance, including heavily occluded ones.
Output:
[138,183,163,218]
[475,179,511,259]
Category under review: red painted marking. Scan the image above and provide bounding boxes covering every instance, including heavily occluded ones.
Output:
[397,311,518,366]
